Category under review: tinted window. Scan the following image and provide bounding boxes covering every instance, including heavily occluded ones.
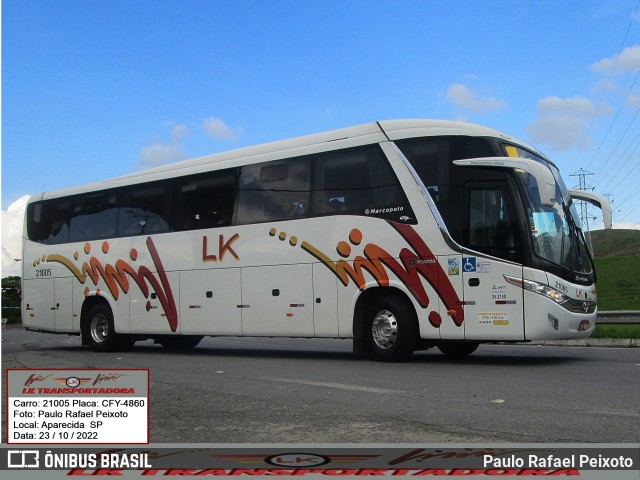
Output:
[28,199,74,245]
[26,145,416,245]
[68,192,118,242]
[397,136,495,204]
[311,146,414,222]
[236,158,310,224]
[175,169,236,230]
[466,184,522,262]
[118,183,171,236]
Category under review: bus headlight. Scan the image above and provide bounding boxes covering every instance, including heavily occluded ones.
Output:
[504,275,568,305]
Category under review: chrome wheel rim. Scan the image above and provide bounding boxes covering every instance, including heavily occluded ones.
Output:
[371,309,398,350]
[90,314,109,344]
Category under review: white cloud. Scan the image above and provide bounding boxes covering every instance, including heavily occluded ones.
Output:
[1,195,30,277]
[170,123,190,141]
[590,78,623,96]
[536,96,597,116]
[625,93,640,108]
[202,117,242,141]
[591,44,640,74]
[138,117,242,169]
[139,143,186,167]
[526,96,606,151]
[446,83,507,114]
[138,123,189,168]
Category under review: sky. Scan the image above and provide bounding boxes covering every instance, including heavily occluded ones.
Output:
[2,0,640,276]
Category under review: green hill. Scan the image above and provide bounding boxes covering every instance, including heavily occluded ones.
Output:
[589,229,640,257]
[589,229,640,310]
[593,256,640,310]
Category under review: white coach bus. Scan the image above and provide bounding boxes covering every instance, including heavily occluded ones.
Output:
[22,120,612,361]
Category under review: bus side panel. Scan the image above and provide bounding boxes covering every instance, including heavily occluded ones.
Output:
[179,268,242,335]
[21,277,74,333]
[129,271,180,335]
[72,280,86,333]
[337,278,354,338]
[241,264,314,336]
[436,255,464,340]
[22,278,53,331]
[54,277,74,332]
[312,263,339,337]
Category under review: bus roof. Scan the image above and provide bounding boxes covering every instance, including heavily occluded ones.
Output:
[31,119,544,202]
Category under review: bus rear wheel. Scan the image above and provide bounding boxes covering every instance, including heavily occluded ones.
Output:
[437,341,479,358]
[364,296,417,362]
[84,303,118,352]
[158,335,203,350]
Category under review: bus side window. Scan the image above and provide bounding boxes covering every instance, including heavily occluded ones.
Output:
[117,183,171,236]
[465,184,521,262]
[235,158,310,224]
[28,200,73,244]
[68,193,118,242]
[174,169,237,231]
[313,152,371,214]
[311,146,410,219]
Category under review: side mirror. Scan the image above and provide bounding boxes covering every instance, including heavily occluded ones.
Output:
[568,189,613,230]
[453,157,557,207]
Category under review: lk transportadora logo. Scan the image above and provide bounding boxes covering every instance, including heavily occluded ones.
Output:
[265,453,330,467]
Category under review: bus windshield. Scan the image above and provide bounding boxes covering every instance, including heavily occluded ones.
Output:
[508,147,594,276]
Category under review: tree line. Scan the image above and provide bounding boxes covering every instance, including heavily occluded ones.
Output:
[1,276,21,324]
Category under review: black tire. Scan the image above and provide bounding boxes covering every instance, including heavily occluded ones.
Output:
[115,335,136,351]
[364,295,418,362]
[158,335,203,350]
[437,341,479,358]
[83,303,118,352]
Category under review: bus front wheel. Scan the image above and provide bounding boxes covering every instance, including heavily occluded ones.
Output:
[364,296,418,362]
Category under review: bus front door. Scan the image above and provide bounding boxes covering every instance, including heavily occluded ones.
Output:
[460,182,525,340]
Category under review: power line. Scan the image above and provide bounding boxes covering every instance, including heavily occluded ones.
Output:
[599,132,640,193]
[587,68,640,172]
[575,0,640,170]
[591,78,640,179]
[1,245,21,263]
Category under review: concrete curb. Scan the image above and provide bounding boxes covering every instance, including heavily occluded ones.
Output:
[529,338,638,348]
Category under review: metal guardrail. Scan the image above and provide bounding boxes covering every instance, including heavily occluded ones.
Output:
[597,311,640,324]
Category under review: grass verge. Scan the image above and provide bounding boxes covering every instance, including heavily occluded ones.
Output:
[591,324,640,339]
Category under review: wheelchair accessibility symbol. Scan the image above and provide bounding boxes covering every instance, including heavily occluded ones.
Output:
[463,257,476,272]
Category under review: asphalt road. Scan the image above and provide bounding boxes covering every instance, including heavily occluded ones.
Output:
[2,326,639,444]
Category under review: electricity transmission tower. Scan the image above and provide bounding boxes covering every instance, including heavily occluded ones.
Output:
[569,168,595,252]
